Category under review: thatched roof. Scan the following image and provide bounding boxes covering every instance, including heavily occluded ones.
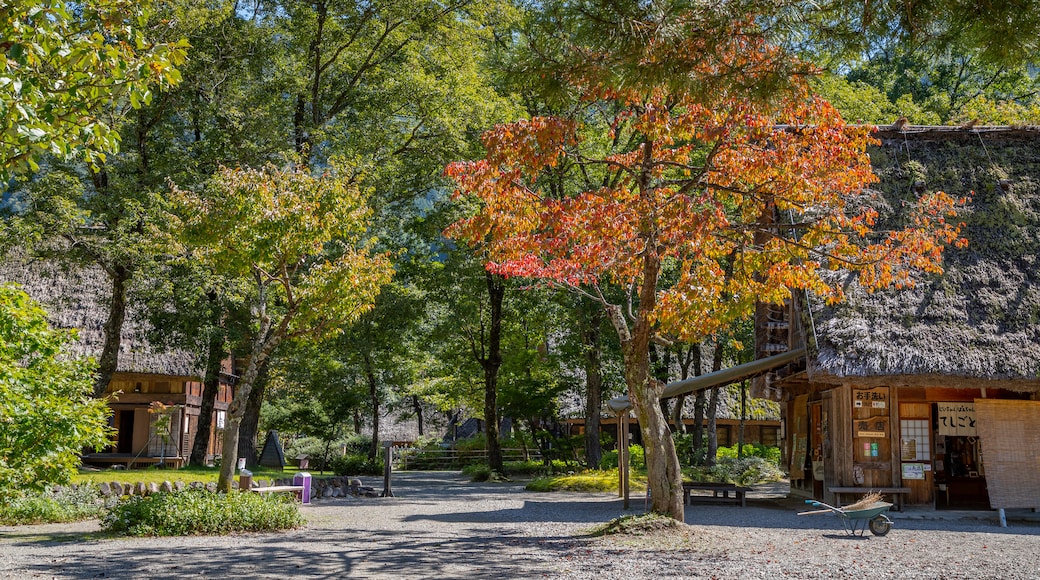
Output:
[804,126,1040,390]
[0,256,199,378]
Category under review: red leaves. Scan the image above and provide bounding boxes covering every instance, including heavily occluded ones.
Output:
[444,15,966,342]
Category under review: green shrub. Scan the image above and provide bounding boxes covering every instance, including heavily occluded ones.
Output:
[0,484,103,525]
[342,434,373,456]
[716,443,782,466]
[598,444,646,470]
[501,460,546,476]
[686,456,785,486]
[330,453,383,476]
[463,464,492,481]
[101,489,302,536]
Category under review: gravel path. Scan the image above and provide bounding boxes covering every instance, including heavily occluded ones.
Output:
[2,471,1039,579]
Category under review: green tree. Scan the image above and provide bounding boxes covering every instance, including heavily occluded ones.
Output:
[0,0,186,181]
[171,161,393,492]
[0,284,111,499]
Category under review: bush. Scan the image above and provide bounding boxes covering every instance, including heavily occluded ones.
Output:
[283,436,355,472]
[686,456,785,486]
[0,484,103,525]
[101,489,302,536]
[716,443,782,466]
[598,444,646,470]
[330,453,383,476]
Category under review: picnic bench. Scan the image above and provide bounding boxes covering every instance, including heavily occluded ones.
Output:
[682,482,751,507]
[829,487,910,512]
[251,485,306,499]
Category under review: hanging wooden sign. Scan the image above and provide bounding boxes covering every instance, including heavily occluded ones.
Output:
[853,387,888,409]
[855,417,889,438]
[937,402,976,436]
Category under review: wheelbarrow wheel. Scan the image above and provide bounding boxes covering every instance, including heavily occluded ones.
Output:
[869,516,891,537]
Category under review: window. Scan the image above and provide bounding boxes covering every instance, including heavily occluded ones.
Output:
[900,419,930,461]
[216,410,226,430]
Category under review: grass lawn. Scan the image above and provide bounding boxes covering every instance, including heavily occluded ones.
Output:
[71,465,319,485]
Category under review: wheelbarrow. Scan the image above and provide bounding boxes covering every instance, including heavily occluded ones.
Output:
[798,499,894,536]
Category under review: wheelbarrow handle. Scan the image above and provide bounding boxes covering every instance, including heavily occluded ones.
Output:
[797,509,835,516]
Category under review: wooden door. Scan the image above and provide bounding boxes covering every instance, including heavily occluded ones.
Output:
[899,402,933,505]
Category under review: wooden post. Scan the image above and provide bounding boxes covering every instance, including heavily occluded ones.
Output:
[381,442,394,497]
[622,412,631,510]
[617,415,624,497]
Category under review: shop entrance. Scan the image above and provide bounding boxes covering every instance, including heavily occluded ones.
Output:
[932,401,989,509]
[934,435,988,509]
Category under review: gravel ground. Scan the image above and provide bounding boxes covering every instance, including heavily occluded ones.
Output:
[2,471,1039,579]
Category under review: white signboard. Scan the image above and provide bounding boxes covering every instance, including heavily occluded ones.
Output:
[901,463,926,480]
[937,402,976,436]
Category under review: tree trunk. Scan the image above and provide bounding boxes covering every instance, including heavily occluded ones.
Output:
[237,359,269,468]
[581,306,604,469]
[738,380,747,458]
[611,248,683,519]
[705,341,724,467]
[671,394,686,435]
[706,387,720,466]
[412,395,424,436]
[93,264,130,397]
[217,331,279,492]
[480,271,505,472]
[189,319,225,466]
[692,390,706,464]
[624,341,684,519]
[364,352,380,460]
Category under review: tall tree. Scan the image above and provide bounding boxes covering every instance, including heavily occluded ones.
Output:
[171,161,392,492]
[0,0,186,182]
[446,7,966,519]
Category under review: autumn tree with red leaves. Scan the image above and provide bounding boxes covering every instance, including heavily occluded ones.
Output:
[446,10,965,520]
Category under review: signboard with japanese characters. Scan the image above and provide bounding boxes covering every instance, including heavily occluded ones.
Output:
[853,388,888,410]
[901,462,926,480]
[855,417,889,438]
[937,402,976,436]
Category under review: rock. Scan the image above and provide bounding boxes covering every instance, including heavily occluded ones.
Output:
[205,482,217,493]
[147,482,160,495]
[190,481,204,489]
[99,482,112,496]
[231,481,239,490]
[160,481,173,493]
[174,481,185,491]
[350,478,362,488]
[122,483,133,496]
[135,482,147,496]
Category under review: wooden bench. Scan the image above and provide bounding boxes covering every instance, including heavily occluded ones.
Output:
[829,487,911,512]
[251,485,305,499]
[682,482,752,507]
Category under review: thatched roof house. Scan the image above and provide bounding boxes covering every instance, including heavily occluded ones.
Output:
[763,125,1040,514]
[807,126,1040,391]
[0,255,198,377]
[0,254,232,467]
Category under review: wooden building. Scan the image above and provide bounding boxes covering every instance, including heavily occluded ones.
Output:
[1,256,236,467]
[753,126,1040,511]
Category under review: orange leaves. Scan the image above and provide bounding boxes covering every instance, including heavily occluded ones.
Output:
[444,10,967,345]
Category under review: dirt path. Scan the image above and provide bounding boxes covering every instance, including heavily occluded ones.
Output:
[2,472,1039,579]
